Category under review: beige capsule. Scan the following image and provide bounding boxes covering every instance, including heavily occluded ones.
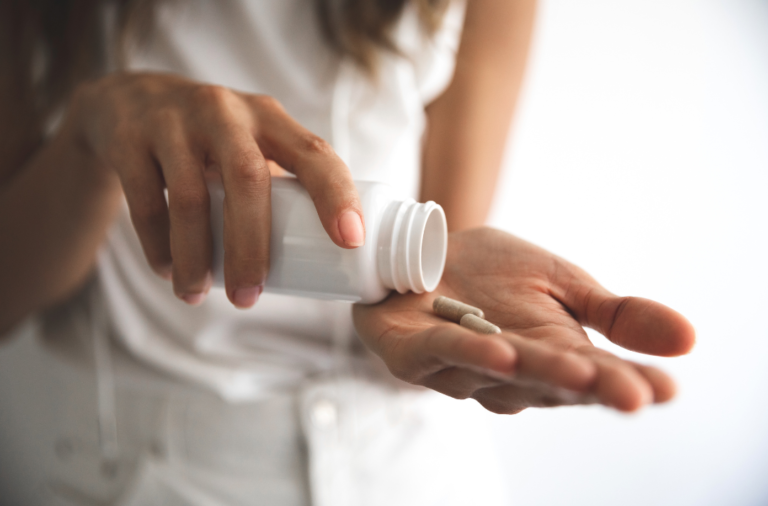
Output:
[460,313,502,334]
[432,296,484,322]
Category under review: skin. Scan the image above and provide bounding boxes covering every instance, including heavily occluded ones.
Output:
[354,229,696,414]
[0,74,365,332]
[422,0,536,231]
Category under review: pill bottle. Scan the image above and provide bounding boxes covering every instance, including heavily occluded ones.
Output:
[208,177,447,304]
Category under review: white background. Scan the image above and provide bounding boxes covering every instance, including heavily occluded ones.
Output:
[486,1,768,505]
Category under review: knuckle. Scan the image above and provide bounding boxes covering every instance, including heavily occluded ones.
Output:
[386,363,413,383]
[229,151,269,187]
[477,399,525,416]
[443,388,472,400]
[539,396,561,408]
[254,94,284,113]
[383,339,421,383]
[300,134,334,158]
[387,359,422,385]
[434,370,474,400]
[194,84,235,108]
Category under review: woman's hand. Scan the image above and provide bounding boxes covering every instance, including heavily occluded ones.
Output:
[353,228,696,414]
[69,72,363,308]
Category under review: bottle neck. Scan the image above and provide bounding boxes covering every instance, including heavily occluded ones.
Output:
[377,199,448,294]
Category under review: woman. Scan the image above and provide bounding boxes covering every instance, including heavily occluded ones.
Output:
[0,1,694,505]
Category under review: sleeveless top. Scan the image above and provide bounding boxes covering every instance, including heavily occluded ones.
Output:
[98,0,466,401]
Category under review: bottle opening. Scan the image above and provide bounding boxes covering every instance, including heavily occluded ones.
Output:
[420,206,447,292]
[378,199,448,295]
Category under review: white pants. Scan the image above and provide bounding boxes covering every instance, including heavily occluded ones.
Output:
[0,293,509,506]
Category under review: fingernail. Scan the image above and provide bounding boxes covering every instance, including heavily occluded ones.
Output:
[233,285,263,309]
[338,210,364,247]
[181,292,206,306]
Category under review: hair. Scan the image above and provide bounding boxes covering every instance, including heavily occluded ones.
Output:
[0,0,450,132]
[316,0,450,74]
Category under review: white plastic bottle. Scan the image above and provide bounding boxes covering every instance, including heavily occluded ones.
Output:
[208,177,448,304]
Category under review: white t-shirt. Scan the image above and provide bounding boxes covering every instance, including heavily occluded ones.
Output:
[98,0,465,401]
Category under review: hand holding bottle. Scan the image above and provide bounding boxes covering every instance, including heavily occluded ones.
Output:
[68,72,364,308]
[353,228,696,414]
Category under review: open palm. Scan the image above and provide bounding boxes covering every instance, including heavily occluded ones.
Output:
[353,228,695,414]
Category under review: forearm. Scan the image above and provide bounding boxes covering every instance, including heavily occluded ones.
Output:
[0,121,122,333]
[420,0,536,231]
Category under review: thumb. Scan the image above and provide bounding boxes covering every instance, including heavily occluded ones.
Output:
[553,265,696,357]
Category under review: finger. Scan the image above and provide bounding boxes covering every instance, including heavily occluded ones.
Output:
[422,367,504,400]
[249,95,364,249]
[631,362,677,403]
[387,324,516,383]
[577,348,653,412]
[550,262,696,356]
[472,385,529,415]
[112,143,172,280]
[208,120,271,309]
[502,334,597,392]
[153,124,212,304]
[472,383,594,415]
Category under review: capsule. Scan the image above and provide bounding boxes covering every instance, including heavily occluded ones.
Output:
[433,296,484,322]
[460,314,501,334]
